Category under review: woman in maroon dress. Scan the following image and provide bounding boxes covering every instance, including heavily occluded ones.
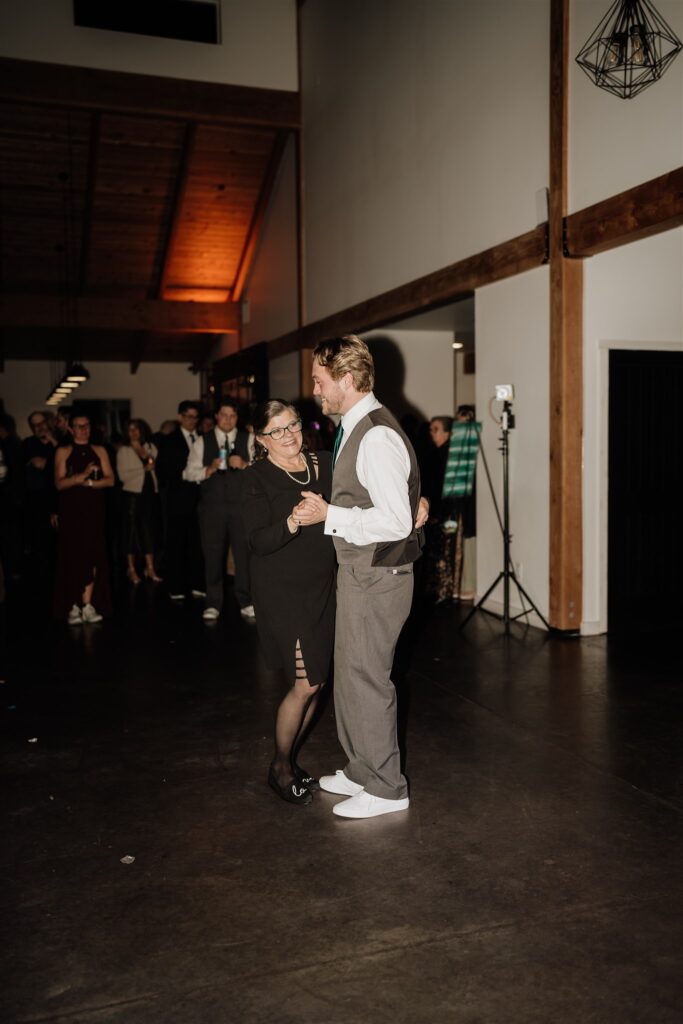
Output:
[53,413,115,624]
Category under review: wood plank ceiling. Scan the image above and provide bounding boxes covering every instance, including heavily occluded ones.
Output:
[0,59,299,366]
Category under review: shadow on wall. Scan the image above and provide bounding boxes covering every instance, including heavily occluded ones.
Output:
[364,335,426,425]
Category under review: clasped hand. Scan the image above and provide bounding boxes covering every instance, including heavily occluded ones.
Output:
[290,490,328,527]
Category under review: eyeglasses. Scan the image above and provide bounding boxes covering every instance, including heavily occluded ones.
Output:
[258,419,303,441]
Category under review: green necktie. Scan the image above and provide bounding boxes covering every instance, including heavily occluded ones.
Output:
[332,423,344,467]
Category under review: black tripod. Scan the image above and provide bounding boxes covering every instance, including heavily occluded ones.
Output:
[461,402,550,635]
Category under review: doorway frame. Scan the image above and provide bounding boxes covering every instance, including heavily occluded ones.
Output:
[595,340,683,635]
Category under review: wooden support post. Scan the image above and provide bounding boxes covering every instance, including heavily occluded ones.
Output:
[549,0,583,632]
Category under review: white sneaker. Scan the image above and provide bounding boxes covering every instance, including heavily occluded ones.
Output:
[191,590,206,598]
[82,603,103,624]
[169,593,185,601]
[202,607,220,620]
[240,605,256,619]
[319,770,364,796]
[333,792,409,819]
[67,604,82,625]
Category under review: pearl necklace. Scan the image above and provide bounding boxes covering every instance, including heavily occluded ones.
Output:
[268,452,310,485]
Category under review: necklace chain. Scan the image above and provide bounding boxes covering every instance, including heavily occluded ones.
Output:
[268,452,310,485]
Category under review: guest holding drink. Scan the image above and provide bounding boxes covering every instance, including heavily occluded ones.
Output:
[117,418,162,584]
[54,413,114,624]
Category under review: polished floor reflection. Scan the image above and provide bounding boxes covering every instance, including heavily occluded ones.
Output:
[2,589,683,1023]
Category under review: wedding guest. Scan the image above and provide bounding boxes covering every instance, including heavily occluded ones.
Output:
[54,413,114,624]
[155,401,204,600]
[117,418,161,584]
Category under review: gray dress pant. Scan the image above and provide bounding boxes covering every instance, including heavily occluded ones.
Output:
[334,563,413,800]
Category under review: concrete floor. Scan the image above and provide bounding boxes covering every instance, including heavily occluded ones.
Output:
[2,588,683,1023]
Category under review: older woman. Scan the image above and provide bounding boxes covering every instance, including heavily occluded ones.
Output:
[243,400,336,806]
[117,418,161,584]
[54,413,115,624]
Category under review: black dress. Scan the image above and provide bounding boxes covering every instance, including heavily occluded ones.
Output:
[243,450,336,686]
[53,444,112,618]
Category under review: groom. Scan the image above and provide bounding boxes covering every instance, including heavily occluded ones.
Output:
[297,335,424,819]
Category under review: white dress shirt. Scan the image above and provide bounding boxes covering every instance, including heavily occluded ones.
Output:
[324,392,413,546]
[183,427,237,483]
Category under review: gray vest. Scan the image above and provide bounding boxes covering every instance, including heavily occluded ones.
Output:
[200,429,250,505]
[331,406,423,567]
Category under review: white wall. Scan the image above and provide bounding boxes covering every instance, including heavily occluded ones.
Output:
[361,329,455,422]
[582,228,683,633]
[0,361,200,437]
[570,0,683,212]
[0,0,298,90]
[243,134,299,348]
[269,352,300,401]
[475,267,550,627]
[301,0,549,322]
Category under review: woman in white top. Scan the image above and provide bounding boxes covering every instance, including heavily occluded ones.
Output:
[116,419,161,584]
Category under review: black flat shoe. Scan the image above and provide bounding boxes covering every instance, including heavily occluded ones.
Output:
[293,765,320,792]
[268,766,312,805]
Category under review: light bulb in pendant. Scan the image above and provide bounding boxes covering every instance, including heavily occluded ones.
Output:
[630,26,646,66]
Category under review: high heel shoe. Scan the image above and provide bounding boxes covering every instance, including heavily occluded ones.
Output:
[143,568,163,582]
[268,765,312,805]
[126,567,141,585]
[293,764,320,791]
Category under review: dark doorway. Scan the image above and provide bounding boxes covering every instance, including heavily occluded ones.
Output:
[608,349,683,634]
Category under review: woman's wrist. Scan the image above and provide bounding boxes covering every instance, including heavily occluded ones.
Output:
[286,515,300,534]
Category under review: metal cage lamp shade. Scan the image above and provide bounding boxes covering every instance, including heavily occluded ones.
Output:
[576,0,682,99]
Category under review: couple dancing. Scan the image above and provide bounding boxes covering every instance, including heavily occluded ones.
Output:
[243,335,425,820]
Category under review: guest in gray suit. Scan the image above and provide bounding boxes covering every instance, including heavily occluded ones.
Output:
[184,400,254,621]
[295,335,425,819]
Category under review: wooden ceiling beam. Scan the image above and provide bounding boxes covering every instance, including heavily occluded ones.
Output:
[231,131,289,305]
[0,58,300,130]
[0,296,240,334]
[78,111,101,294]
[565,166,683,257]
[157,122,198,300]
[266,225,547,359]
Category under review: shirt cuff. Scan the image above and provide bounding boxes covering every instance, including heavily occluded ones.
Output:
[324,504,356,538]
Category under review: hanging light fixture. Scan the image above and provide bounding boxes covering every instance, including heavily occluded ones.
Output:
[45,362,90,405]
[576,0,682,99]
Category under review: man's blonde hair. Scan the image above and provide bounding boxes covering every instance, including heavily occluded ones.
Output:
[313,335,375,393]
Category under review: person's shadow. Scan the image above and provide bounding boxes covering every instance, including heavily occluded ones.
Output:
[364,335,430,779]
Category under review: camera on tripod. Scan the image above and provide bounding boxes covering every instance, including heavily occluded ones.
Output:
[494,384,515,430]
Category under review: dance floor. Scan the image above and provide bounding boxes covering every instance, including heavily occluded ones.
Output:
[2,585,683,1023]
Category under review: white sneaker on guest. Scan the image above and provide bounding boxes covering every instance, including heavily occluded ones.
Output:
[319,770,364,796]
[333,792,409,819]
[82,603,103,624]
[191,590,206,598]
[169,593,185,601]
[202,607,220,620]
[67,604,82,625]
[240,605,256,619]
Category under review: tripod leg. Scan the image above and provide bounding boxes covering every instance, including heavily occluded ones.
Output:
[460,572,505,629]
[508,572,551,630]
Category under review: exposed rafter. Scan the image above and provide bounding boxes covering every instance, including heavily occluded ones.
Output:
[0,296,241,333]
[0,58,300,129]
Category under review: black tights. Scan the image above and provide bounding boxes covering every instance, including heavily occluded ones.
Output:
[271,639,322,785]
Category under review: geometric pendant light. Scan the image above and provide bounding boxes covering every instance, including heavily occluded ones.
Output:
[576,0,682,99]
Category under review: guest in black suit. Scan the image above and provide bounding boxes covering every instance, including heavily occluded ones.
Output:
[155,400,204,601]
[184,400,253,620]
